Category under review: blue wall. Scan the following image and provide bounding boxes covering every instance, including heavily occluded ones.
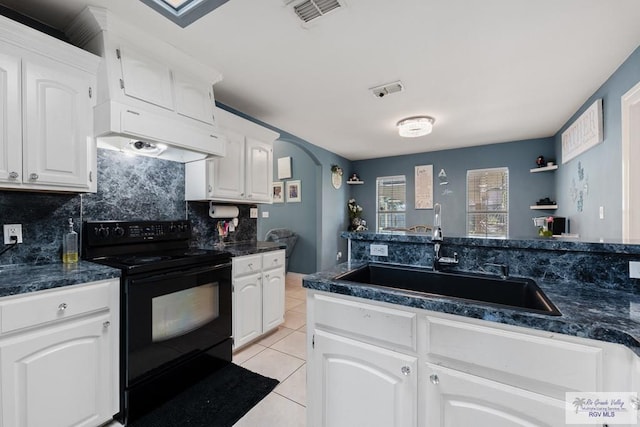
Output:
[350,138,555,238]
[554,45,640,241]
[218,103,351,274]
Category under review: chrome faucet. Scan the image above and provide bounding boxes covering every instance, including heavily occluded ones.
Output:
[484,262,510,279]
[432,203,459,271]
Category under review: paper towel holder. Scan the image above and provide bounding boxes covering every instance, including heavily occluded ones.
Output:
[209,203,239,219]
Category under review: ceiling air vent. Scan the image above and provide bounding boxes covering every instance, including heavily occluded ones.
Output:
[293,0,342,23]
[370,81,404,98]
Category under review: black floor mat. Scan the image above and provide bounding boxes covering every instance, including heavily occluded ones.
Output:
[129,363,279,427]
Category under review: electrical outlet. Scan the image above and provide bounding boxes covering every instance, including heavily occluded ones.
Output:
[250,208,258,218]
[630,261,640,279]
[370,244,388,256]
[261,211,269,218]
[3,224,23,244]
[336,251,342,261]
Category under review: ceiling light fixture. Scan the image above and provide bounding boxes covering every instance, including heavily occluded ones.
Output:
[397,116,435,138]
[139,0,230,27]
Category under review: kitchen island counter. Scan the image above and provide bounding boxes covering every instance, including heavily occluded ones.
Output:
[0,261,121,298]
[304,261,640,356]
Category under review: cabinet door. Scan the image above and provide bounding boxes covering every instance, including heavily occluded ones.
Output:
[245,138,272,202]
[0,313,115,427]
[0,49,22,186]
[118,46,173,111]
[22,56,94,190]
[233,273,262,349]
[173,70,214,124]
[211,130,245,199]
[309,330,417,427]
[424,363,573,427]
[262,266,285,332]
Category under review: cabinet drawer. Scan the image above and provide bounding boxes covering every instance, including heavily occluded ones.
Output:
[262,250,285,269]
[0,281,111,334]
[233,254,263,277]
[312,293,417,353]
[425,316,602,394]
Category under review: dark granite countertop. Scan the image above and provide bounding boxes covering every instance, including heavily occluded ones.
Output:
[342,231,640,255]
[303,261,640,356]
[211,241,286,257]
[0,261,121,298]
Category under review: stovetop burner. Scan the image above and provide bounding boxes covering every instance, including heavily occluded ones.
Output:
[119,255,172,265]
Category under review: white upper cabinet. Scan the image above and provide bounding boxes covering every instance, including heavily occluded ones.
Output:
[0,50,21,186]
[185,108,279,204]
[118,46,173,111]
[0,15,99,193]
[22,56,95,190]
[173,70,215,124]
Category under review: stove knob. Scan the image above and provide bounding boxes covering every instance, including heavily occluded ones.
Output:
[113,226,125,237]
[169,224,178,233]
[96,226,110,238]
[181,223,190,232]
[176,223,185,232]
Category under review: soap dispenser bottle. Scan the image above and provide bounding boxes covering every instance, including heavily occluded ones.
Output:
[62,218,78,264]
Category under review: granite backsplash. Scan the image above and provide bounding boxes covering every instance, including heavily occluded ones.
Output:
[0,149,257,265]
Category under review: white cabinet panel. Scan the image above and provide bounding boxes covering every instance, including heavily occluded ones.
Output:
[173,70,214,124]
[245,138,272,202]
[22,57,93,190]
[309,330,417,427]
[210,130,245,199]
[424,363,573,427]
[262,266,285,332]
[118,46,173,111]
[233,273,262,348]
[0,49,21,185]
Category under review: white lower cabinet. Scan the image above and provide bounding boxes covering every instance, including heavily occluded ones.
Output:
[424,363,567,427]
[0,279,119,427]
[232,250,285,350]
[307,290,639,427]
[309,330,417,427]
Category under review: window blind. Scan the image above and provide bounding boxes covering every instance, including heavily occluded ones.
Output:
[466,168,509,238]
[376,175,406,231]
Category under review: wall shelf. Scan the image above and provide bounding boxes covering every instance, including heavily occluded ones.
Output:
[530,165,558,173]
[530,205,558,210]
[347,180,364,185]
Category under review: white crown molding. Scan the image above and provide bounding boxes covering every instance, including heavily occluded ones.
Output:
[0,14,99,73]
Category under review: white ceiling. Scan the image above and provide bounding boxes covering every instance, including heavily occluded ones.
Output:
[3,0,640,160]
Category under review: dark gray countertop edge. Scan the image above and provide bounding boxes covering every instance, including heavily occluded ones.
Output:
[303,261,640,357]
[342,231,640,255]
[201,241,286,257]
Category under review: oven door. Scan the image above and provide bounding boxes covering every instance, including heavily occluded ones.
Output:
[125,262,232,387]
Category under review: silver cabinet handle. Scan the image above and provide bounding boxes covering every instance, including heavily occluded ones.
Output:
[265,274,270,279]
[9,171,18,179]
[103,321,111,328]
[89,171,93,182]
[30,173,39,180]
[429,374,439,385]
[58,303,68,312]
[208,185,212,193]
[401,366,411,376]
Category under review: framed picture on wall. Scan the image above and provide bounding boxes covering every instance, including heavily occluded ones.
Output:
[272,182,284,203]
[286,180,301,203]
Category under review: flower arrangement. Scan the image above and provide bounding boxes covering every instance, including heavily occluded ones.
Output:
[538,216,554,237]
[331,164,343,176]
[348,199,367,231]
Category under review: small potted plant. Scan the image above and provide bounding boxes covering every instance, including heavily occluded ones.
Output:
[348,199,368,231]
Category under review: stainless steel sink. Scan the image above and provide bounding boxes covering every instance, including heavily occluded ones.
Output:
[334,263,561,316]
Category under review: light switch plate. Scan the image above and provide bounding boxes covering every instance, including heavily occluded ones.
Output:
[630,261,640,279]
[262,211,269,218]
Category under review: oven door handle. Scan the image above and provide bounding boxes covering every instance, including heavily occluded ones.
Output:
[130,262,232,285]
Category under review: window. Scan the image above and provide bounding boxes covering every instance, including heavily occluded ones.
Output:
[376,175,406,231]
[467,168,509,238]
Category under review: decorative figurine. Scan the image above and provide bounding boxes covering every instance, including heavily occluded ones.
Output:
[536,155,545,167]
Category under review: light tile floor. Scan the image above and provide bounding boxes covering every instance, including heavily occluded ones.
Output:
[233,272,307,427]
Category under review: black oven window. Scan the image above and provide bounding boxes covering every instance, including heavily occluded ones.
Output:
[151,282,220,342]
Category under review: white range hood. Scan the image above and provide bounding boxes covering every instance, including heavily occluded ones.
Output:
[67,7,227,163]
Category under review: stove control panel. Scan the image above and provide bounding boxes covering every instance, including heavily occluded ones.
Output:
[84,220,191,246]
